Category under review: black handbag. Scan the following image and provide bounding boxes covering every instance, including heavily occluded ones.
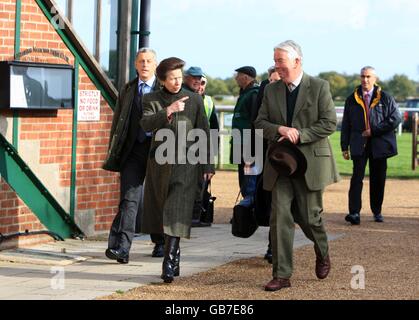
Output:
[200,180,216,224]
[231,191,258,238]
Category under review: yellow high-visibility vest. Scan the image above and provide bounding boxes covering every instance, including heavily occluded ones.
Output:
[203,95,214,123]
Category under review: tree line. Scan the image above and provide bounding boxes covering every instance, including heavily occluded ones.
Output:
[205,71,419,102]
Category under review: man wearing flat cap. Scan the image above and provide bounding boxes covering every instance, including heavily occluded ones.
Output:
[255,40,340,291]
[232,66,260,207]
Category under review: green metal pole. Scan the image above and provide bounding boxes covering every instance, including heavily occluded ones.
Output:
[70,60,79,219]
[139,0,151,48]
[129,0,139,80]
[14,0,21,57]
[13,0,22,149]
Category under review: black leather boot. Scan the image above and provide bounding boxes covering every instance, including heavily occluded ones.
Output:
[173,246,180,277]
[161,235,180,283]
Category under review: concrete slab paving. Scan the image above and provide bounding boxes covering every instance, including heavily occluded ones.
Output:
[0,248,88,266]
[0,224,342,300]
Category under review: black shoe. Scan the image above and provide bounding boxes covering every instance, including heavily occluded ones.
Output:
[263,251,272,264]
[105,248,129,263]
[117,257,129,264]
[345,213,360,225]
[191,220,211,227]
[263,248,272,260]
[374,213,384,222]
[152,243,164,258]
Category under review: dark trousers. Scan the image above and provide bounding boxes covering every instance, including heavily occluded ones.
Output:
[349,147,387,216]
[108,140,164,253]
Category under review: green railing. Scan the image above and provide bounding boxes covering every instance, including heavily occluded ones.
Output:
[0,0,119,239]
[0,134,84,239]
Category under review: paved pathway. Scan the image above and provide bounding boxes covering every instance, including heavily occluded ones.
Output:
[0,224,342,300]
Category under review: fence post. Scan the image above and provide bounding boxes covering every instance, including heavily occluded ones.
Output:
[398,122,402,136]
[218,111,225,169]
[412,112,418,171]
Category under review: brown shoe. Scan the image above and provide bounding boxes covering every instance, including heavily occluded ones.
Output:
[264,278,291,291]
[315,254,331,279]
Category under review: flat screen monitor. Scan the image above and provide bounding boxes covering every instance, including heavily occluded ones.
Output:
[0,61,74,109]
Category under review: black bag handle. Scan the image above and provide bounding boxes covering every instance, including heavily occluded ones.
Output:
[234,190,241,206]
[200,179,210,203]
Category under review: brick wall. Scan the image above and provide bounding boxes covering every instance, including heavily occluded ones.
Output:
[0,0,16,60]
[76,69,119,233]
[0,0,119,246]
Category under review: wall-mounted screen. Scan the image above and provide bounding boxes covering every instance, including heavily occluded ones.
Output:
[0,61,74,109]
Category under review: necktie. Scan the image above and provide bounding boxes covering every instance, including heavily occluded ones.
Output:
[137,82,147,142]
[364,92,370,129]
[138,82,153,141]
[288,83,295,92]
[137,82,145,113]
[364,92,370,108]
[139,82,145,97]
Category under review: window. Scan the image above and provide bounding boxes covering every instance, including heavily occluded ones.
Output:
[54,0,68,16]
[99,0,118,82]
[72,0,97,55]
[50,0,121,86]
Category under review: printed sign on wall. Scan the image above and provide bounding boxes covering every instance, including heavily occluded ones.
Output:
[78,90,101,121]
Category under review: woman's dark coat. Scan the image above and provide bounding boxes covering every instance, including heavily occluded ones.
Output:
[140,88,215,238]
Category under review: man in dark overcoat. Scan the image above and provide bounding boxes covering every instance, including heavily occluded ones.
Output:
[102,48,164,263]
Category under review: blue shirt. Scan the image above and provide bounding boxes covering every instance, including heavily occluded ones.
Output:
[138,76,155,137]
[138,76,155,95]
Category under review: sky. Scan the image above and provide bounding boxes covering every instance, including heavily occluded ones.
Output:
[149,0,419,81]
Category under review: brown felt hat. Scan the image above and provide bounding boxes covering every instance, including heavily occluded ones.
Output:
[267,139,307,177]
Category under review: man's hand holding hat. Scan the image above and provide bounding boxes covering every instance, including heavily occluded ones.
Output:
[278,125,300,144]
[267,139,307,177]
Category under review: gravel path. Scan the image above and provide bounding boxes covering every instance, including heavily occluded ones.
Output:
[103,172,419,300]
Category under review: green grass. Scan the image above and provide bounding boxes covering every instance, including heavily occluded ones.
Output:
[217,134,236,170]
[329,132,418,179]
[217,131,418,179]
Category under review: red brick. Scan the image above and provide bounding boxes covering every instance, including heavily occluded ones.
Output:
[0,0,119,242]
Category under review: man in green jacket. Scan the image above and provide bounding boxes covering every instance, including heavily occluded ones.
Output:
[255,40,340,291]
[232,66,259,207]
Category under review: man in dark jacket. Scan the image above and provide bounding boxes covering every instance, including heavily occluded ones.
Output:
[102,48,164,263]
[341,66,401,225]
[232,66,259,207]
[183,66,219,227]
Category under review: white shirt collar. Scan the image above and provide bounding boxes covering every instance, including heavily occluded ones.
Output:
[290,71,304,89]
[139,75,155,88]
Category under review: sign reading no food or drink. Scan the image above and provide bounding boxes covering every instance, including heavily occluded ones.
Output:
[78,90,101,121]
